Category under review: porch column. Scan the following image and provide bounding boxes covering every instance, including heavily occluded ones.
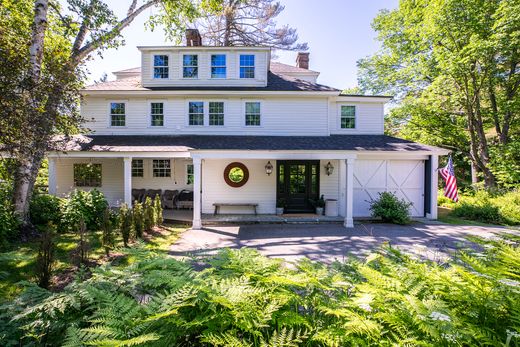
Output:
[338,159,347,217]
[426,154,439,219]
[344,158,355,228]
[123,157,132,206]
[192,157,202,230]
[48,157,57,195]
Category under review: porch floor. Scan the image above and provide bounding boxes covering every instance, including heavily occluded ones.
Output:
[162,209,344,224]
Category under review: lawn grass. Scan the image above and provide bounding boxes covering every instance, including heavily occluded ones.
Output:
[0,223,187,302]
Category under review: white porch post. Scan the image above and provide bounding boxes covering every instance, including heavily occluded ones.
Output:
[344,158,355,228]
[338,159,347,217]
[123,157,132,206]
[192,157,202,230]
[48,157,57,195]
[427,154,439,219]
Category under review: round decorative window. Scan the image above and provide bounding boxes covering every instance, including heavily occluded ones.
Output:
[224,162,249,188]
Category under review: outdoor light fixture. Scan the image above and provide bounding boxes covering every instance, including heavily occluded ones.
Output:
[265,161,273,175]
[325,161,334,176]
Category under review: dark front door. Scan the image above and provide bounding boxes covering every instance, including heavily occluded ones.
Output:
[277,160,319,213]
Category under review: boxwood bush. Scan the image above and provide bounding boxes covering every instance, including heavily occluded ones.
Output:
[369,191,412,224]
[29,194,63,227]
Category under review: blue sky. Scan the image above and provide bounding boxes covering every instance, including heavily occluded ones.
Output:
[84,0,398,88]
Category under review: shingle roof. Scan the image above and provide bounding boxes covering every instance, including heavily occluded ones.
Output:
[51,134,443,153]
[269,62,319,74]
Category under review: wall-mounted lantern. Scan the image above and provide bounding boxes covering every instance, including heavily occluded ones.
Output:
[324,161,334,176]
[265,161,274,176]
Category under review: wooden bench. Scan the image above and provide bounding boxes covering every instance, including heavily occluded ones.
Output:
[213,203,258,215]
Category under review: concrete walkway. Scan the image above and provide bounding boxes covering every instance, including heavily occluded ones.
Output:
[170,222,515,263]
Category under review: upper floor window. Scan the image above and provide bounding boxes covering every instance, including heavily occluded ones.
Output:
[153,55,169,79]
[186,164,194,185]
[183,54,198,78]
[132,159,144,177]
[211,54,226,78]
[209,102,224,126]
[245,102,261,126]
[150,102,164,127]
[152,159,171,177]
[240,55,255,78]
[340,105,356,129]
[188,101,204,126]
[74,163,102,187]
[110,102,125,127]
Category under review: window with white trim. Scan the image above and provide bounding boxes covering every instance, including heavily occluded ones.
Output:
[152,160,171,177]
[110,102,125,127]
[245,102,261,126]
[150,102,164,126]
[183,54,198,78]
[209,102,224,126]
[340,105,356,129]
[186,164,194,185]
[73,164,102,187]
[132,159,144,177]
[188,101,204,126]
[211,54,226,78]
[153,55,169,79]
[239,54,255,78]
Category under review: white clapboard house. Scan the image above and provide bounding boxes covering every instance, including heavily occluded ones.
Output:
[48,29,448,229]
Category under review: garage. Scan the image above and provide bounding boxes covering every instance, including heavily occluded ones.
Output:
[353,159,425,217]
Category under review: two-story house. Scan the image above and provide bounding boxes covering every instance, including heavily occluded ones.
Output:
[48,29,448,229]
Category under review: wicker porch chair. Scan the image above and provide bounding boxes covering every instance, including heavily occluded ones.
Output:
[162,189,179,209]
[131,189,146,204]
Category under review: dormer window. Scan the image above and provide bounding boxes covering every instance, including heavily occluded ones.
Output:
[153,55,169,79]
[183,54,198,78]
[211,54,226,78]
[240,54,255,78]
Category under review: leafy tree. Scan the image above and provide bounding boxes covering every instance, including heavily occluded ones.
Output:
[358,0,520,188]
[195,0,308,50]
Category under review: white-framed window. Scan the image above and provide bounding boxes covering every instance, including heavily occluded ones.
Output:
[188,101,204,126]
[186,164,194,185]
[183,54,198,78]
[153,55,169,79]
[73,163,102,187]
[110,102,125,127]
[211,54,226,78]
[240,54,255,78]
[245,101,261,126]
[209,101,224,126]
[340,105,356,129]
[152,159,171,177]
[132,159,144,177]
[150,102,164,127]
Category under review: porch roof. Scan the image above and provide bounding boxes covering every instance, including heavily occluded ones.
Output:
[50,134,446,153]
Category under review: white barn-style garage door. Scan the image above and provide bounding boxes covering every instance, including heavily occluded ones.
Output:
[353,159,425,217]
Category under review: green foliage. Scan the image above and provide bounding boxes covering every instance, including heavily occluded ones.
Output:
[73,220,90,266]
[489,139,520,188]
[369,191,412,224]
[154,195,163,226]
[35,224,55,289]
[61,189,108,231]
[0,182,19,245]
[119,203,133,247]
[133,202,145,239]
[2,238,520,346]
[101,208,115,257]
[309,195,326,208]
[29,193,62,227]
[143,197,155,232]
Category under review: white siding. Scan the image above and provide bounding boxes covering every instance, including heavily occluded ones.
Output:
[83,96,329,136]
[329,101,385,135]
[131,158,193,192]
[141,49,268,88]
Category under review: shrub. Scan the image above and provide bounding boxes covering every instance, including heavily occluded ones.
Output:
[101,208,115,256]
[61,189,108,231]
[154,195,163,226]
[132,202,144,239]
[72,219,90,266]
[369,191,412,224]
[143,197,155,232]
[35,224,55,289]
[0,182,19,245]
[29,194,62,227]
[119,203,132,247]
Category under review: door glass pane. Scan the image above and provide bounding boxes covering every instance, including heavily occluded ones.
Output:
[278,165,285,194]
[289,165,306,194]
[311,164,318,194]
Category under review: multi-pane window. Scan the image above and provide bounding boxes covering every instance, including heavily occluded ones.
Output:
[186,164,194,185]
[209,102,224,126]
[153,55,169,79]
[73,164,102,187]
[132,159,144,177]
[240,54,255,78]
[152,160,171,177]
[150,102,164,126]
[340,105,356,129]
[245,102,261,126]
[110,102,125,127]
[183,54,198,78]
[211,54,226,78]
[188,101,204,126]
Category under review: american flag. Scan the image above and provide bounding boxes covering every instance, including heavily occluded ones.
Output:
[439,156,459,202]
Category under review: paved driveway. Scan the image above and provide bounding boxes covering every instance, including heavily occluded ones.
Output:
[170,222,515,263]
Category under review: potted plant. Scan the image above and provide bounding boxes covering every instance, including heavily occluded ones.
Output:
[276,198,286,215]
[310,195,326,215]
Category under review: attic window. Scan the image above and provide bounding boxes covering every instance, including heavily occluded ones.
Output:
[183,54,198,78]
[153,55,169,79]
[240,55,255,78]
